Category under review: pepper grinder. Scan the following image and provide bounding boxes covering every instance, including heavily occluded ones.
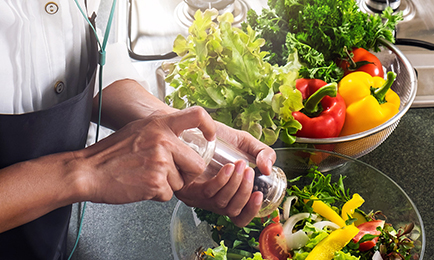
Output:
[179,128,287,218]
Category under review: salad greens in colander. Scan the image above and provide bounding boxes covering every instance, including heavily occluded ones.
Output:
[165,9,304,145]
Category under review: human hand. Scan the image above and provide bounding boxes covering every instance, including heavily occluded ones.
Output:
[214,121,276,176]
[175,123,276,227]
[74,106,217,204]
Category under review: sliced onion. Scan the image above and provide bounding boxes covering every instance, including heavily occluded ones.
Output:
[286,230,309,250]
[282,213,317,250]
[372,251,383,260]
[313,221,340,232]
[282,196,298,220]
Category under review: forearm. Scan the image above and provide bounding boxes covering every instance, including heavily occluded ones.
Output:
[92,79,177,130]
[0,152,84,233]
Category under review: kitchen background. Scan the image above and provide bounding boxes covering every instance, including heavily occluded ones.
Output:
[67,0,434,259]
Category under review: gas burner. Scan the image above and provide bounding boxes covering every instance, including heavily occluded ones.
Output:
[364,0,401,12]
[175,0,249,28]
[184,0,236,17]
[358,0,415,22]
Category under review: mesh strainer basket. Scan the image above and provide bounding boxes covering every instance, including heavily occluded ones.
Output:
[160,39,417,159]
[293,39,417,159]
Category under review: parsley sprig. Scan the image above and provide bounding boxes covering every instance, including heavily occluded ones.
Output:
[288,166,351,204]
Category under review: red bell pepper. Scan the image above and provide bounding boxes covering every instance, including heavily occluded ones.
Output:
[339,47,384,78]
[292,79,346,138]
[353,220,385,251]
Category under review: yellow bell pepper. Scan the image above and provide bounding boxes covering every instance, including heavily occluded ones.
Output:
[305,225,360,260]
[341,193,365,223]
[338,71,400,136]
[307,197,346,227]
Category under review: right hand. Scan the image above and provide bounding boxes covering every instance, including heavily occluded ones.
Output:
[174,123,276,227]
[73,106,216,203]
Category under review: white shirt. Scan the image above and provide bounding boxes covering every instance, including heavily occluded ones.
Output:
[0,0,146,115]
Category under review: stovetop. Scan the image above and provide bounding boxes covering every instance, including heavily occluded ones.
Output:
[114,0,434,107]
[357,0,434,107]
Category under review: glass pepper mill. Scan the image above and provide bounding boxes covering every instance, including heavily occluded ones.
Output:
[179,128,287,218]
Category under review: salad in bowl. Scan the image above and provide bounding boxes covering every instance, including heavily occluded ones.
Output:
[170,148,424,260]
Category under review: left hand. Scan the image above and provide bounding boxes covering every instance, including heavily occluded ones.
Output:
[175,122,276,227]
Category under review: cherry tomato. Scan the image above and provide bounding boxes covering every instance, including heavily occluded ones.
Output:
[352,220,385,251]
[340,48,384,78]
[259,223,290,260]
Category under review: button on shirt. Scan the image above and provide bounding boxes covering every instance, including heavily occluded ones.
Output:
[0,0,147,115]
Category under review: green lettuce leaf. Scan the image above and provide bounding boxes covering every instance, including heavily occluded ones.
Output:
[333,251,360,260]
[166,9,303,145]
[203,241,228,260]
[201,241,265,260]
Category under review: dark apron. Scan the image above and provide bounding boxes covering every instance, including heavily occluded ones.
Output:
[0,15,98,260]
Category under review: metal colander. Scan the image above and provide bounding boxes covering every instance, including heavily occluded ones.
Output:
[160,39,417,159]
[294,39,417,159]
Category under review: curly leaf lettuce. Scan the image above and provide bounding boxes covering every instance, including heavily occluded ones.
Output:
[201,241,265,260]
[166,9,303,145]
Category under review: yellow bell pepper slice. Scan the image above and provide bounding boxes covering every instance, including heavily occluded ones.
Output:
[341,193,365,223]
[305,225,360,260]
[338,71,400,136]
[308,197,346,227]
[352,211,368,226]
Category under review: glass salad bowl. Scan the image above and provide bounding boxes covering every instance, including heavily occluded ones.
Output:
[170,147,425,260]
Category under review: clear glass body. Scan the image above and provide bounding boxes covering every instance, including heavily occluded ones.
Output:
[179,128,287,217]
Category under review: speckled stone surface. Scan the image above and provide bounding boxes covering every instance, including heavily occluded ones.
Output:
[67,108,434,260]
[68,199,178,260]
[360,107,434,258]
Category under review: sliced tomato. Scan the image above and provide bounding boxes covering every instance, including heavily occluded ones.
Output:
[340,47,384,78]
[261,210,280,224]
[259,223,290,260]
[352,220,385,251]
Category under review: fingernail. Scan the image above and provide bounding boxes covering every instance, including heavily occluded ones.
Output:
[268,160,273,172]
[244,168,253,183]
[225,163,235,175]
[208,133,216,142]
[235,160,246,175]
[254,192,263,206]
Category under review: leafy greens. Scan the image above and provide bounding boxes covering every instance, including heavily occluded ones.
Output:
[165,9,304,145]
[245,0,403,82]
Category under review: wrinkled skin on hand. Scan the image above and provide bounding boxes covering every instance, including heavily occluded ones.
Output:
[175,122,276,227]
[76,107,217,203]
[77,107,275,227]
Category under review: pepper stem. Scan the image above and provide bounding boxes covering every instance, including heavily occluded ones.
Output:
[344,46,357,69]
[343,47,374,71]
[373,71,397,104]
[303,82,338,115]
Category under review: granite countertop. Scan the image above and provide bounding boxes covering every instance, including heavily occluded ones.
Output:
[360,107,434,258]
[68,107,434,259]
